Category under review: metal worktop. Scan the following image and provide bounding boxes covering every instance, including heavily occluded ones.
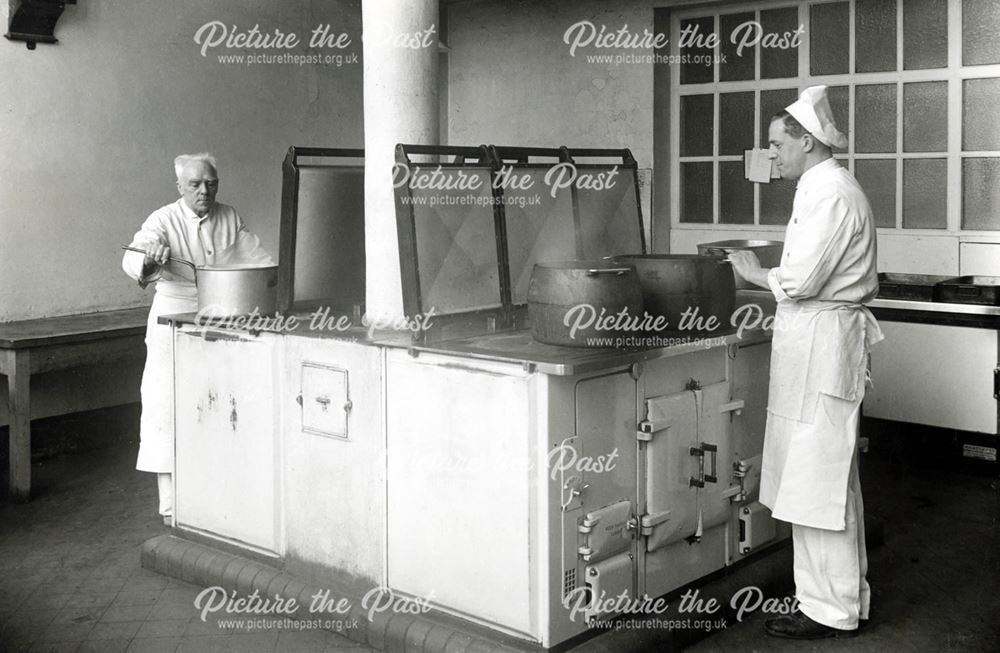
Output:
[734,288,1000,328]
[867,297,1000,329]
[408,328,768,375]
[159,310,770,377]
[158,312,417,349]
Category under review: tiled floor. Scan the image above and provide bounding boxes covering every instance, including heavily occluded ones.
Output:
[0,414,369,653]
[685,422,1000,652]
[2,409,999,652]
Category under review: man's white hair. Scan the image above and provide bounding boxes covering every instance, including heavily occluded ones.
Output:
[174,153,218,181]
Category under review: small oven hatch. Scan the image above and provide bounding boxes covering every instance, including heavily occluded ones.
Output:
[299,362,350,440]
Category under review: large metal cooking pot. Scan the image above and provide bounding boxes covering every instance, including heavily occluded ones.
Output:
[696,240,784,290]
[528,260,643,347]
[123,245,278,317]
[194,264,278,317]
[612,254,735,332]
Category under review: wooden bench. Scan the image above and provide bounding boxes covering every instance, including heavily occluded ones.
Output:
[1,307,149,501]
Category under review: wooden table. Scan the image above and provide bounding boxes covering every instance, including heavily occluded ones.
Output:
[1,307,149,501]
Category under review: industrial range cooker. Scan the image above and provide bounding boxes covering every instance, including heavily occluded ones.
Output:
[160,145,788,648]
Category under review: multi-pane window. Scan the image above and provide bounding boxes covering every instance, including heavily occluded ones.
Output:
[670,0,1000,232]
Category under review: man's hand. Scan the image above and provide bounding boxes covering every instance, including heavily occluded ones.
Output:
[143,243,170,267]
[727,250,770,290]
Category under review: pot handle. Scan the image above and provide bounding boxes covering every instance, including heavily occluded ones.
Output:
[121,245,197,276]
[586,268,630,276]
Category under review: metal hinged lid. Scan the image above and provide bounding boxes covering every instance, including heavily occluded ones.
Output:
[492,146,646,305]
[278,146,365,315]
[394,144,503,324]
[393,144,646,335]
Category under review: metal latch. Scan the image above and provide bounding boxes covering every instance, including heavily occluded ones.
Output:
[719,400,745,416]
[639,511,671,536]
[561,474,588,509]
[198,329,244,343]
[722,460,751,503]
[690,443,718,487]
[637,420,669,442]
[578,514,599,534]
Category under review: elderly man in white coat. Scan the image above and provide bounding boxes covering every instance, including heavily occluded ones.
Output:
[729,86,883,640]
[122,153,273,524]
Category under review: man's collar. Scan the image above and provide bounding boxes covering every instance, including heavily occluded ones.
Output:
[179,199,213,222]
[797,157,839,188]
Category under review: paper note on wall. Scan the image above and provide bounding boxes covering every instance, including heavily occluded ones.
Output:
[745,149,772,183]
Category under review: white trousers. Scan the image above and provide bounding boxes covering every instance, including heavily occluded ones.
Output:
[792,452,869,630]
[157,472,174,517]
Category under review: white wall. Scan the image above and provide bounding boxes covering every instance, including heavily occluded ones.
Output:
[0,0,364,322]
[445,0,655,168]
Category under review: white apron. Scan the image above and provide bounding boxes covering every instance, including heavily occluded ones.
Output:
[759,299,883,530]
[135,285,197,473]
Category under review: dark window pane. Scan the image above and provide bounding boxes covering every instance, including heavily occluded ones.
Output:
[963,78,1000,151]
[760,88,800,148]
[963,0,1000,66]
[680,94,714,156]
[827,85,850,153]
[680,16,715,84]
[720,12,756,81]
[855,159,897,228]
[903,159,947,229]
[962,158,1000,230]
[760,180,796,225]
[720,161,753,224]
[720,92,754,155]
[761,7,800,79]
[855,85,897,153]
[904,82,948,152]
[903,0,948,70]
[856,0,897,72]
[680,162,714,223]
[810,2,849,75]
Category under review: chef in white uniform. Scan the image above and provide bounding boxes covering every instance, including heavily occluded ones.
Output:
[729,86,883,639]
[122,153,273,523]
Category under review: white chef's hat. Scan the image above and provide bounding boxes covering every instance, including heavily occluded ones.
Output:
[784,85,848,149]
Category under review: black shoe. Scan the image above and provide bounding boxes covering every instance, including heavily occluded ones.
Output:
[764,612,859,640]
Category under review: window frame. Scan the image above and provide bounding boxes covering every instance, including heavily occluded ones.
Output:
[669,0,1000,234]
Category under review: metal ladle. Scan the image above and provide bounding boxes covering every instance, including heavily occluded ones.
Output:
[121,245,197,281]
